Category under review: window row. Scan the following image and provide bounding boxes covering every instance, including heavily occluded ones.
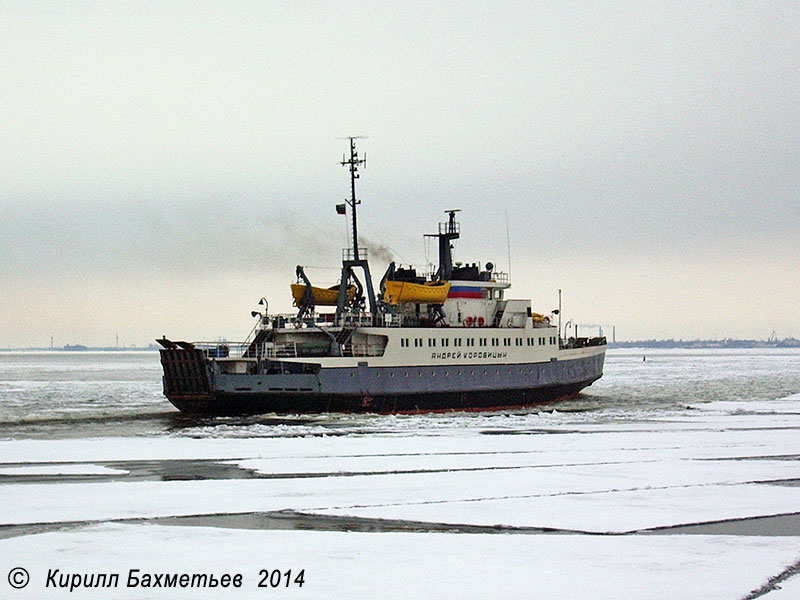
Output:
[399,336,557,348]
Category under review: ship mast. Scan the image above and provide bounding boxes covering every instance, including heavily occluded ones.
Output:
[341,137,366,260]
[425,209,461,280]
[335,137,377,321]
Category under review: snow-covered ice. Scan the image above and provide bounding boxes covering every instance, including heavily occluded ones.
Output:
[5,524,800,600]
[1,395,799,598]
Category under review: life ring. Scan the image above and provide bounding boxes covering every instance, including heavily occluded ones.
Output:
[464,316,474,327]
[477,316,485,327]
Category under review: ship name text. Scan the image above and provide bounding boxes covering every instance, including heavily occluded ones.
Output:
[431,351,508,361]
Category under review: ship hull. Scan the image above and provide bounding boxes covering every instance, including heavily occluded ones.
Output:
[167,378,597,416]
[161,349,605,416]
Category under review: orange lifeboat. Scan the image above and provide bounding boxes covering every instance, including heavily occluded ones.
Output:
[290,284,356,306]
[383,280,450,305]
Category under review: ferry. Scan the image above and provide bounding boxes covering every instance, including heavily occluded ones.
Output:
[157,139,606,415]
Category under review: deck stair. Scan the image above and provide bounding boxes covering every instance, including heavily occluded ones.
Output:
[244,328,272,358]
[335,326,356,346]
[335,325,357,357]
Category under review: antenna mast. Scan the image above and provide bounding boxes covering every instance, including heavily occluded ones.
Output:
[334,137,377,322]
[424,209,461,280]
[505,208,512,280]
[340,136,366,260]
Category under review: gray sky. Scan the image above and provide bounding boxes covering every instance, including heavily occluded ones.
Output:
[2,1,798,346]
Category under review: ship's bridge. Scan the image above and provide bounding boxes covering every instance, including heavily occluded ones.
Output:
[439,268,533,329]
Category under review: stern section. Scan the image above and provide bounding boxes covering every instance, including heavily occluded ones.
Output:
[159,347,215,413]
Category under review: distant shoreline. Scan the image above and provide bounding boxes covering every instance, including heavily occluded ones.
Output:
[0,346,159,352]
[608,339,800,349]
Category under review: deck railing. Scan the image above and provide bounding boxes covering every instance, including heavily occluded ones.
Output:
[265,342,298,358]
[193,342,249,359]
[342,247,368,261]
[267,312,403,329]
[491,271,509,283]
[349,344,386,357]
[191,340,388,360]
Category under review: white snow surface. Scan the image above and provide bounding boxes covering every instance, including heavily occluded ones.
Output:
[3,523,799,600]
[1,396,799,598]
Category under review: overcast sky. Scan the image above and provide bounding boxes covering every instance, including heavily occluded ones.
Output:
[2,1,798,346]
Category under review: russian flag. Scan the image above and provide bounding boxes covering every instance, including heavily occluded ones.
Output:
[448,285,483,299]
